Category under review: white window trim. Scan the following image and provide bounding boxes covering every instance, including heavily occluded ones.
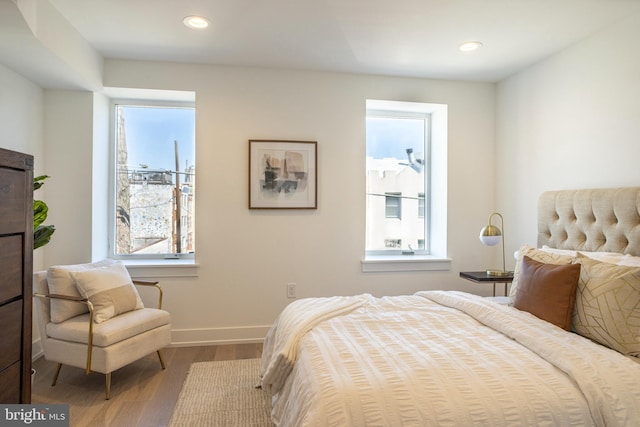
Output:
[124,259,200,278]
[361,255,452,272]
[363,99,448,272]
[105,87,197,269]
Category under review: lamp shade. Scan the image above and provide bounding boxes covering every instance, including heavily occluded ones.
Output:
[479,225,502,246]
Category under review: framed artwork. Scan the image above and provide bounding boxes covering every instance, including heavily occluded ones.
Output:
[249,140,317,209]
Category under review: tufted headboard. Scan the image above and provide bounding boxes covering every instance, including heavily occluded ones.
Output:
[537,187,640,256]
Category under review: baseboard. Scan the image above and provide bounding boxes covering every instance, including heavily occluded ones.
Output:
[32,338,43,361]
[170,325,271,347]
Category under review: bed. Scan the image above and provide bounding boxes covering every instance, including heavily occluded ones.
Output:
[259,187,640,426]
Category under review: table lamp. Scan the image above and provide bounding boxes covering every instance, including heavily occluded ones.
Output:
[478,212,510,276]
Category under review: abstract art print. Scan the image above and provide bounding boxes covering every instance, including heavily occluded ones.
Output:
[249,140,317,209]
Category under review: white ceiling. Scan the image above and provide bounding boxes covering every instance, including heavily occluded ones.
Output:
[20,0,640,82]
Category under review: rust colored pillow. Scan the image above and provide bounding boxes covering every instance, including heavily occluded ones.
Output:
[513,256,581,330]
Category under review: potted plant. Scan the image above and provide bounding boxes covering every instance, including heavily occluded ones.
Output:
[33,175,55,249]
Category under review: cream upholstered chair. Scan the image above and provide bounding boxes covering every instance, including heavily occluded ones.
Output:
[33,260,171,400]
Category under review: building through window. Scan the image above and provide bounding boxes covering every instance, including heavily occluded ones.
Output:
[385,192,402,219]
[366,100,431,255]
[112,103,195,258]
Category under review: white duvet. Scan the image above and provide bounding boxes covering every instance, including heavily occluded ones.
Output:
[260,291,640,426]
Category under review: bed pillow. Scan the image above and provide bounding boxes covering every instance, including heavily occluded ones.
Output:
[539,246,578,257]
[510,245,576,298]
[611,254,640,268]
[46,259,116,323]
[70,261,144,324]
[573,256,640,357]
[513,256,581,330]
[541,245,640,266]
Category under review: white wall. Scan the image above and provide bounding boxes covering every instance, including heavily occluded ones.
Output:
[0,14,498,345]
[0,63,46,271]
[497,14,640,256]
[0,63,46,353]
[31,61,496,345]
[0,64,43,158]
[42,90,95,266]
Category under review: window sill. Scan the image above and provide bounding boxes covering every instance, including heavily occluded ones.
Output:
[361,255,452,272]
[122,259,199,278]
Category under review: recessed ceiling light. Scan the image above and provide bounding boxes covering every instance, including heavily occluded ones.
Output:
[183,15,210,29]
[458,41,483,52]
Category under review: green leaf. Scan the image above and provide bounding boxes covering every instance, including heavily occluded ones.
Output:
[33,175,50,191]
[33,175,54,249]
[33,200,48,228]
[34,225,55,250]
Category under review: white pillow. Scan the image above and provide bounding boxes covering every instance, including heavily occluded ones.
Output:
[46,259,116,323]
[541,245,633,265]
[612,254,640,267]
[540,246,578,257]
[70,261,144,324]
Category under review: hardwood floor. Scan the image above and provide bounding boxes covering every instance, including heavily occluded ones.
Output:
[31,343,263,427]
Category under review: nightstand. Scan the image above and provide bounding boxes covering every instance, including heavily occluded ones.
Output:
[459,271,514,297]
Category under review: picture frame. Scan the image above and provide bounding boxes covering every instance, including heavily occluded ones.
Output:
[249,140,317,209]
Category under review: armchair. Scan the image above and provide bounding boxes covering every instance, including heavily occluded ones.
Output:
[33,261,171,400]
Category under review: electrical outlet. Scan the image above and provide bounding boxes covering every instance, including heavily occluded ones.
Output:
[287,283,296,298]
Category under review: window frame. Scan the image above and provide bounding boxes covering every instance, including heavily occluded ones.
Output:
[108,98,196,262]
[362,99,449,272]
[365,107,431,257]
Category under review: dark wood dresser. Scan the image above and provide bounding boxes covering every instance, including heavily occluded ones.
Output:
[0,147,33,403]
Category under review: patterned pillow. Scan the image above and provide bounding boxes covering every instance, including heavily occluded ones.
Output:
[510,245,575,298]
[70,261,144,324]
[573,256,640,357]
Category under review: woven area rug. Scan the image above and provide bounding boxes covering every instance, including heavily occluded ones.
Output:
[169,358,272,426]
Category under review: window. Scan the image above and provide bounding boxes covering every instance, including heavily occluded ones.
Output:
[111,102,195,260]
[363,99,449,270]
[385,192,402,218]
[366,105,429,255]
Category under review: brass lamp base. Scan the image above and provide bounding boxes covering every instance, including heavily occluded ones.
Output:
[486,269,511,277]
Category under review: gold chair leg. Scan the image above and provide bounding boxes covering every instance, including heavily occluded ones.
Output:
[157,350,166,370]
[52,363,62,387]
[105,373,111,400]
